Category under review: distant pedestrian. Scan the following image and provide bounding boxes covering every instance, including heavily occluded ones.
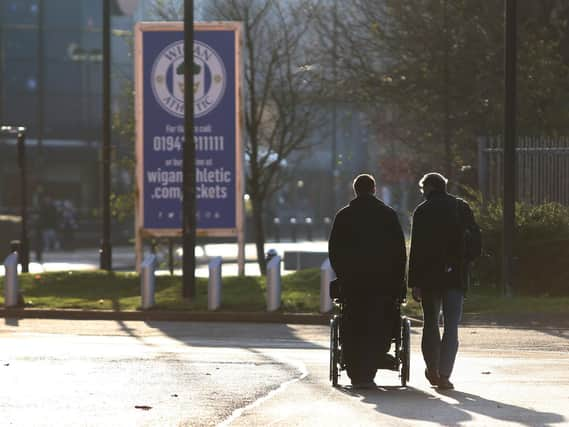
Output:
[329,173,407,389]
[39,195,59,252]
[408,172,481,390]
[61,200,77,251]
[32,212,43,263]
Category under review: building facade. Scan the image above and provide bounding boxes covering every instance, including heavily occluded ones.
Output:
[0,0,379,245]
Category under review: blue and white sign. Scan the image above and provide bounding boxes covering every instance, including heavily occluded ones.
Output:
[135,22,243,236]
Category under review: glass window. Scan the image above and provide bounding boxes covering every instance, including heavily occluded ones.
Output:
[44,95,85,139]
[4,29,38,60]
[44,0,81,30]
[44,29,82,61]
[80,0,102,29]
[1,93,38,135]
[78,31,102,53]
[1,0,40,26]
[3,60,38,94]
[86,64,102,94]
[45,60,82,95]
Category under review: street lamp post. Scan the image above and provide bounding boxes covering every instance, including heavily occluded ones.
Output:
[442,0,451,177]
[17,129,29,273]
[0,125,29,273]
[100,0,112,271]
[503,0,517,296]
[330,0,338,214]
[183,0,196,299]
[36,0,45,178]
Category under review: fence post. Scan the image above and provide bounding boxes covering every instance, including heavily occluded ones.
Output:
[266,255,281,311]
[208,256,222,310]
[140,254,157,310]
[320,258,335,313]
[477,136,489,203]
[4,252,19,308]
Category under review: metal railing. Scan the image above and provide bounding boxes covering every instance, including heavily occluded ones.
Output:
[479,136,569,205]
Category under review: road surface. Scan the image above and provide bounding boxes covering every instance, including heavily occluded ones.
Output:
[1,319,568,426]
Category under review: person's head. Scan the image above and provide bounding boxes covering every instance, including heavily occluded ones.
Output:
[353,173,376,197]
[419,172,448,196]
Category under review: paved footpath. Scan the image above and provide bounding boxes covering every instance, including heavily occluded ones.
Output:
[231,325,569,426]
[1,319,568,426]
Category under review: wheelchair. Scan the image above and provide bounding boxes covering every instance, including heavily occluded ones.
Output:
[329,287,411,387]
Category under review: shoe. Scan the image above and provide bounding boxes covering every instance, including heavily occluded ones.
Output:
[437,376,454,390]
[425,368,440,386]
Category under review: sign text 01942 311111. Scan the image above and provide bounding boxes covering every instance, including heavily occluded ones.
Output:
[151,135,225,152]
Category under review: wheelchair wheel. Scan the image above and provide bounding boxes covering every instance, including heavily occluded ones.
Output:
[400,317,411,387]
[329,315,340,387]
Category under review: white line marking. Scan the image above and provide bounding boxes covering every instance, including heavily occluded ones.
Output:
[217,352,308,427]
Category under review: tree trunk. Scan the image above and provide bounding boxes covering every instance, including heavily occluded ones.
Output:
[252,197,267,275]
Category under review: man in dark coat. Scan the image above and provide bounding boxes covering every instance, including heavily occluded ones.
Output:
[329,174,407,388]
[409,172,479,390]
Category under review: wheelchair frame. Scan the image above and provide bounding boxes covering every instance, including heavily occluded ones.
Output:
[329,298,411,387]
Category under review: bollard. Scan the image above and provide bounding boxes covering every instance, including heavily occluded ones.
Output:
[265,248,278,265]
[273,217,281,242]
[266,255,282,311]
[320,258,336,313]
[140,254,157,310]
[4,252,19,308]
[305,217,313,241]
[290,217,297,242]
[208,256,222,310]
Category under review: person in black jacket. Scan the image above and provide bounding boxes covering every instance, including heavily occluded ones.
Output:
[409,172,479,390]
[329,174,407,389]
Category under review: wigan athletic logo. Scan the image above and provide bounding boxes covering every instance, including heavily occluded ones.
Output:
[151,40,226,118]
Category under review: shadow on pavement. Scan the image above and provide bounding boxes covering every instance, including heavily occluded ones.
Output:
[110,298,154,344]
[541,327,569,341]
[464,313,569,336]
[143,320,327,350]
[4,317,18,327]
[346,385,565,426]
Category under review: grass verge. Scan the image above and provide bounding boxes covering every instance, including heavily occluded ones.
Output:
[0,269,567,316]
[0,269,317,312]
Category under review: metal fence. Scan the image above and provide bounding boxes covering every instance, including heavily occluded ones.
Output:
[478,136,569,205]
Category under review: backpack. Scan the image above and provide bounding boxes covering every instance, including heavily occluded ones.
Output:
[456,198,482,263]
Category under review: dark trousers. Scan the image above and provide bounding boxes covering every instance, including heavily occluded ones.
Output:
[421,287,464,378]
[342,296,396,383]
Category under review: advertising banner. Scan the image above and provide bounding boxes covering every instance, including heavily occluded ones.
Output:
[135,22,242,237]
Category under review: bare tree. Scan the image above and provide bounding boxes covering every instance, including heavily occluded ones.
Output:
[150,0,183,20]
[204,0,325,274]
[317,0,569,182]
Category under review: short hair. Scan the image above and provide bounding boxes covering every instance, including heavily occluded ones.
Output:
[419,172,448,193]
[353,174,376,196]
